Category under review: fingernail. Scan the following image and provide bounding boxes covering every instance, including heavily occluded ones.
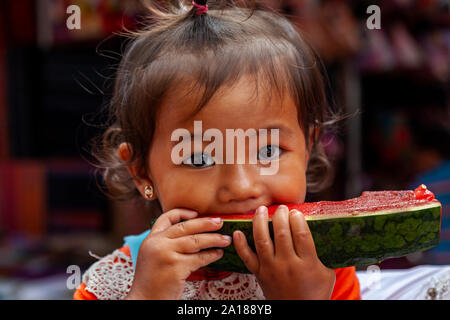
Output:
[222,235,232,242]
[211,217,222,224]
[278,205,288,212]
[257,206,267,215]
[290,209,301,216]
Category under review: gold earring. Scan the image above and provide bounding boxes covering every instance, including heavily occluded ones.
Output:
[144,185,154,200]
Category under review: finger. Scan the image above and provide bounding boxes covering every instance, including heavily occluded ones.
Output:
[289,210,317,259]
[151,209,198,233]
[253,206,274,264]
[165,217,223,239]
[186,249,225,271]
[174,233,232,253]
[233,230,259,274]
[272,205,295,257]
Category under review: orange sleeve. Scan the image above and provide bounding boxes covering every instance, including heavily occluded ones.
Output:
[73,282,98,300]
[73,246,131,300]
[330,267,361,300]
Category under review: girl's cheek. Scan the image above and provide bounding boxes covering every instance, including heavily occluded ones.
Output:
[270,158,307,203]
[268,173,307,204]
[157,176,216,213]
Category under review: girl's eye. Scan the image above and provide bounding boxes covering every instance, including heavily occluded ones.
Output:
[258,145,282,161]
[183,152,215,168]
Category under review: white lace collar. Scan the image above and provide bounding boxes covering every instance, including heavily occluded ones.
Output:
[82,249,265,300]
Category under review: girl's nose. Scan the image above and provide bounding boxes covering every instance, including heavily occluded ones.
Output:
[217,164,264,203]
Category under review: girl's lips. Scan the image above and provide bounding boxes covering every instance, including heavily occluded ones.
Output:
[209,208,259,216]
[240,208,259,215]
[219,203,282,215]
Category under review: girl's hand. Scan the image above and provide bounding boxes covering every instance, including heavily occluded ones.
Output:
[233,205,336,300]
[125,209,232,300]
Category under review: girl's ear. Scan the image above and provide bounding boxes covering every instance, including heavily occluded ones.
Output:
[305,125,319,164]
[118,142,154,199]
[308,126,319,150]
[306,126,319,163]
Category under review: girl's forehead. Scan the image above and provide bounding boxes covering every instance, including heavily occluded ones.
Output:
[157,76,300,132]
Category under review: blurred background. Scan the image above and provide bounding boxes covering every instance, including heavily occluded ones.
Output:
[0,0,448,299]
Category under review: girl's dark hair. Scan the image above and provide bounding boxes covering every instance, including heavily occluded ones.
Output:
[90,0,341,207]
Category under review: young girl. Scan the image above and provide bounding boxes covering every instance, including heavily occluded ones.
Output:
[74,0,361,300]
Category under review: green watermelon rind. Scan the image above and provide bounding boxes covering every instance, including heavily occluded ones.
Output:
[207,203,441,273]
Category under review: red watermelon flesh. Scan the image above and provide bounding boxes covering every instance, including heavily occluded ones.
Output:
[208,185,439,221]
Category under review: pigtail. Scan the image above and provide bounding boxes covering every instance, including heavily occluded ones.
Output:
[137,0,261,20]
[191,0,209,16]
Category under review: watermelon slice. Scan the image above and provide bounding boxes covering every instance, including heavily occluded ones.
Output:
[205,185,442,273]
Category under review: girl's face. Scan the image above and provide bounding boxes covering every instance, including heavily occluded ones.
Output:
[126,76,311,216]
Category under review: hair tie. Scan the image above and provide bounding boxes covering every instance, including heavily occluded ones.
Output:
[192,0,208,15]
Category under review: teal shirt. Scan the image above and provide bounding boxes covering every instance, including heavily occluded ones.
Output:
[123,229,151,269]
